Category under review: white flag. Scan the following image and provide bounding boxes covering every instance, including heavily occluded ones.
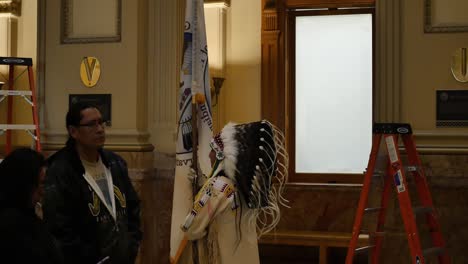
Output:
[170,0,213,262]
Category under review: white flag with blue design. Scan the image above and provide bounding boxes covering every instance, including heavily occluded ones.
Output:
[170,0,213,262]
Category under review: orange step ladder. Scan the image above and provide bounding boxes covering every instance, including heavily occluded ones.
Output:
[346,123,449,264]
[0,57,41,156]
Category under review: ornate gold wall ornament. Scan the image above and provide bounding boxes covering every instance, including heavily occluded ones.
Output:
[0,0,21,16]
[80,57,101,88]
[451,48,468,83]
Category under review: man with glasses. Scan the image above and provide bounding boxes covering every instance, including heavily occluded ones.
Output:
[43,102,142,264]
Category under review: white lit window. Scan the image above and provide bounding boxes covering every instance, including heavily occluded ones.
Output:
[295,13,373,174]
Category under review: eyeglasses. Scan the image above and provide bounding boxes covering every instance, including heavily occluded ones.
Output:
[77,119,108,129]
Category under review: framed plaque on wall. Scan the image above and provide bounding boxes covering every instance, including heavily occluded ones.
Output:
[61,0,121,43]
[425,0,468,33]
[436,90,468,127]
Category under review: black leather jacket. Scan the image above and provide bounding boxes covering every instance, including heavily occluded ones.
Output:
[43,145,142,264]
[0,207,64,264]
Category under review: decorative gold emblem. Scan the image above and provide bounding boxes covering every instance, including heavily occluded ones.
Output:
[80,57,101,87]
[114,185,126,208]
[451,48,468,83]
[88,191,101,216]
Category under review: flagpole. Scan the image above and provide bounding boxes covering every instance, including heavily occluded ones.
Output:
[170,93,205,264]
[171,0,213,262]
[190,92,202,264]
[190,0,203,261]
[170,237,188,264]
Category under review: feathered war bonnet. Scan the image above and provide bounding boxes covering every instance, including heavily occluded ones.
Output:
[210,120,289,236]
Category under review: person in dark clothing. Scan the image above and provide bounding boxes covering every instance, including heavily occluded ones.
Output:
[0,148,63,264]
[43,102,142,264]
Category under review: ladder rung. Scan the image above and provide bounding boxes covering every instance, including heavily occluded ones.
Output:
[0,57,32,66]
[0,124,37,130]
[0,90,32,96]
[355,245,375,254]
[371,231,385,237]
[405,165,418,172]
[364,207,383,213]
[413,206,433,215]
[361,230,386,237]
[422,247,445,258]
[372,171,384,177]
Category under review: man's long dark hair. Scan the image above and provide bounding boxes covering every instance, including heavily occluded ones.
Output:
[65,102,99,147]
[0,148,45,209]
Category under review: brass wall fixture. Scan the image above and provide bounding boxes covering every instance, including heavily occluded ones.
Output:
[0,0,21,16]
[451,48,468,83]
[212,77,225,106]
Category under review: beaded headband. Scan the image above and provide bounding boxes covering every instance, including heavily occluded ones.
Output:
[209,133,225,160]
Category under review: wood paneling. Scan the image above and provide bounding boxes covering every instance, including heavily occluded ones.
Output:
[261,8,285,131]
[261,31,284,130]
[260,231,369,264]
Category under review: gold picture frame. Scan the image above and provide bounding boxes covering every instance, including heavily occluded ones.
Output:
[61,0,121,44]
[424,0,468,33]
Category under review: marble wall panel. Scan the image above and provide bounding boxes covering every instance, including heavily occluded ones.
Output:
[148,153,468,263]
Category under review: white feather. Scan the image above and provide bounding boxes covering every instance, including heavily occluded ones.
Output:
[220,122,238,180]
